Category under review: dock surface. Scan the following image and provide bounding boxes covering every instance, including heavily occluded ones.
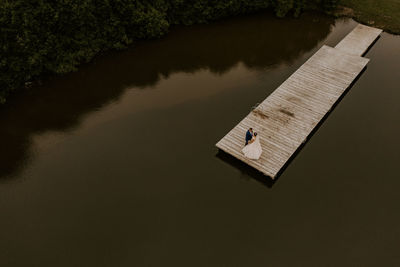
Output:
[216,24,382,179]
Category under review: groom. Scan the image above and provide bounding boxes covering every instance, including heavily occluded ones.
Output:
[245,128,253,146]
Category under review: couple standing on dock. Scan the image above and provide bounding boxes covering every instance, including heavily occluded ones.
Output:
[242,128,262,160]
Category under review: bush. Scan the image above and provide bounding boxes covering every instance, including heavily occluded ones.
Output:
[0,0,337,103]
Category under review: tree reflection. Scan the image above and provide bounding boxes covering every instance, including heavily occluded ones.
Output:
[0,12,335,179]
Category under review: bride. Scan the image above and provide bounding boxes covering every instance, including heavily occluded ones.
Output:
[242,132,263,160]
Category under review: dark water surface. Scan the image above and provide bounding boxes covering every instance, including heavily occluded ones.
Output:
[1,13,400,266]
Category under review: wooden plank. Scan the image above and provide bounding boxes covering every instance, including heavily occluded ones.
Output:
[216,24,381,179]
[335,24,382,56]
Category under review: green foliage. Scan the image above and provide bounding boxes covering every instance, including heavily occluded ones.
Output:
[0,0,337,103]
[340,0,400,34]
[166,0,273,25]
[322,0,340,11]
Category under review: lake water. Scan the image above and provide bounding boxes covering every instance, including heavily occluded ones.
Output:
[1,12,399,266]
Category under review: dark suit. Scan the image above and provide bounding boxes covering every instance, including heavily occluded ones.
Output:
[245,130,253,145]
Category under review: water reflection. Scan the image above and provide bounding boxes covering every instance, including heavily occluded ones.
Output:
[216,151,276,187]
[0,12,335,179]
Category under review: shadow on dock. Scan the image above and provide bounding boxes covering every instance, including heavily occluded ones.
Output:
[216,150,276,188]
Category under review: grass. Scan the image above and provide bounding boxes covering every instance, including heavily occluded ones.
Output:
[338,0,400,34]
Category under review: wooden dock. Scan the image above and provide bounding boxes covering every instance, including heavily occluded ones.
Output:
[216,24,382,179]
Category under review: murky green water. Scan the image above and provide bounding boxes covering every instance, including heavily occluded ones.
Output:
[1,12,399,266]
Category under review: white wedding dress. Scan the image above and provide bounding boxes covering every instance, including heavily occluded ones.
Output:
[242,136,263,160]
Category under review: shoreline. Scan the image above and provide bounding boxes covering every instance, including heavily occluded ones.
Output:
[1,5,398,105]
[336,3,400,35]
